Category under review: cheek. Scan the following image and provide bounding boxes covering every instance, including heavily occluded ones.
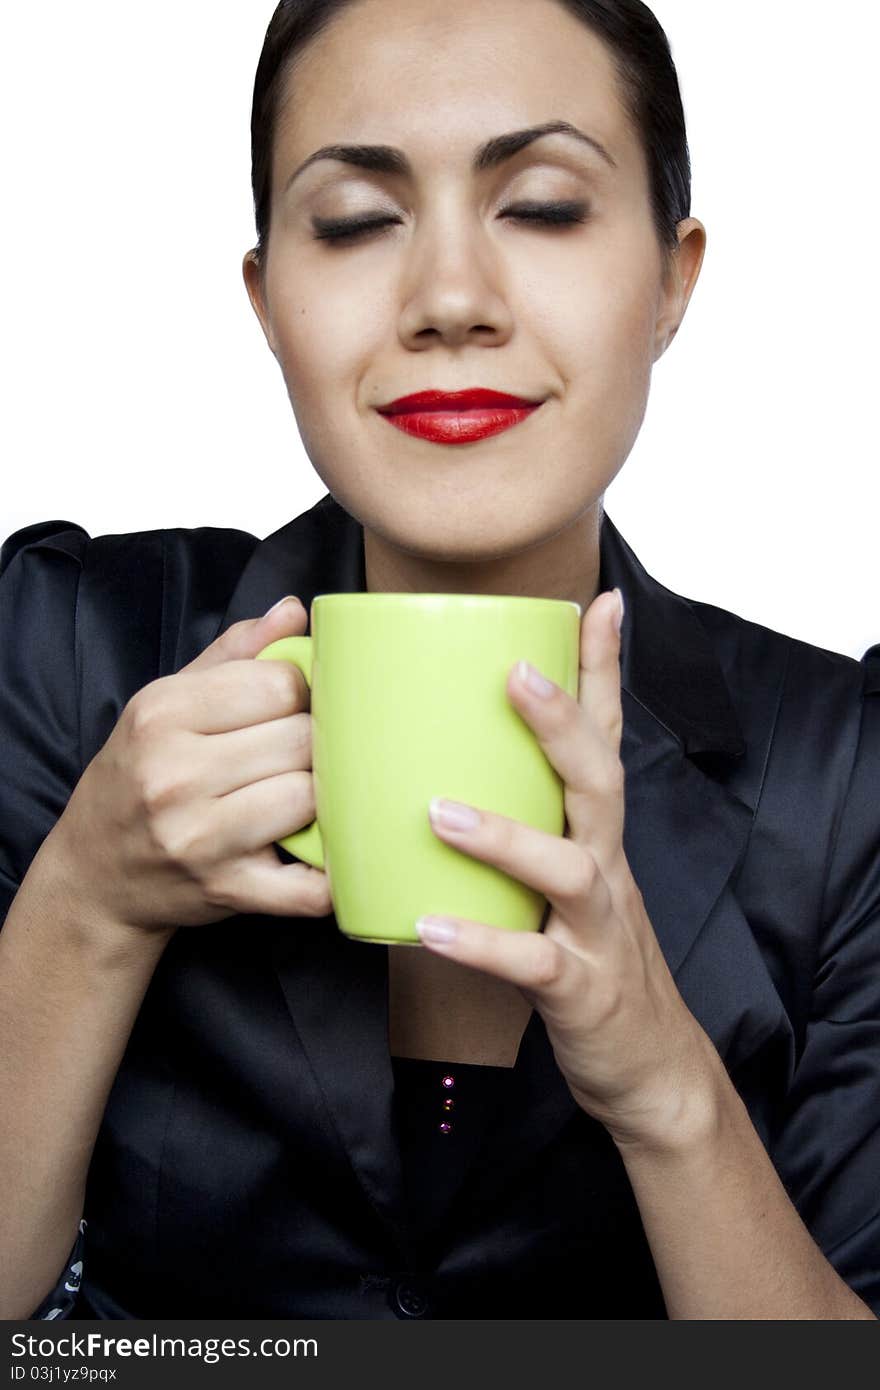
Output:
[269,268,386,402]
[520,238,658,380]
[598,290,656,400]
[550,287,656,416]
[532,276,656,469]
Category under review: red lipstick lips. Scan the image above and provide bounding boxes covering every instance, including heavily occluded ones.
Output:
[376,388,544,445]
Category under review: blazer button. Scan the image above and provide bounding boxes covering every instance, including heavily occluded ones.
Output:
[392,1279,429,1318]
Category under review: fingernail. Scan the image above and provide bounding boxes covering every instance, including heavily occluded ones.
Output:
[263,595,300,617]
[429,797,481,831]
[612,588,625,635]
[516,660,555,699]
[416,916,458,944]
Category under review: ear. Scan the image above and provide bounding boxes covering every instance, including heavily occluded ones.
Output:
[653,218,707,360]
[242,249,278,357]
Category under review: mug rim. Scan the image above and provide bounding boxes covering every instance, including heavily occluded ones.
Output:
[312,592,583,617]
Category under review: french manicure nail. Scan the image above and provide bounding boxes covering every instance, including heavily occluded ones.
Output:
[263,595,299,617]
[517,660,555,699]
[416,916,458,943]
[429,798,481,831]
[613,588,625,635]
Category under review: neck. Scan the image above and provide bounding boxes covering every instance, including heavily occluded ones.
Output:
[363,501,604,616]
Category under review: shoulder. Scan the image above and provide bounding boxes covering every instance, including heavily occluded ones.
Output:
[0,522,90,664]
[1,517,264,772]
[687,594,869,746]
[689,595,879,907]
[682,596,876,869]
[688,592,863,686]
[0,518,90,577]
[2,517,260,623]
[2,518,260,583]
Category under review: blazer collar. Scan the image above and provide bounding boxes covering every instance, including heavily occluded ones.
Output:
[220,491,745,760]
[218,494,780,1262]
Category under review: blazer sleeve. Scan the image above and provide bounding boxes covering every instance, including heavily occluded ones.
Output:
[768,653,880,1315]
[0,520,92,1319]
[0,520,90,923]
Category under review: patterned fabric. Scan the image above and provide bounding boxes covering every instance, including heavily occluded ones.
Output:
[31,1218,87,1320]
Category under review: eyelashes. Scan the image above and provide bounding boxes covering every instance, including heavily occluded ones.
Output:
[311,200,590,245]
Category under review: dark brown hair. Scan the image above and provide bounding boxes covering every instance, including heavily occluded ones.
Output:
[249,0,692,271]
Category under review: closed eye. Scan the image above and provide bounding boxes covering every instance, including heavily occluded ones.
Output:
[311,200,590,244]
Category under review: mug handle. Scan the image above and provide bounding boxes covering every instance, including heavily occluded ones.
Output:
[255,636,325,870]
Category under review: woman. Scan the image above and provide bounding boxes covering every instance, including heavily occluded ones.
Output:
[1,0,877,1320]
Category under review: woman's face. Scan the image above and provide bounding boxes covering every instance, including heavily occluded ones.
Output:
[244,0,704,568]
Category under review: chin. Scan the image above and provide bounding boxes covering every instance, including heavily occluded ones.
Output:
[371,505,558,565]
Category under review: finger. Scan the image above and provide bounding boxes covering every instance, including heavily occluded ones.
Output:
[578,588,624,757]
[222,845,333,919]
[504,661,624,872]
[209,769,318,854]
[414,912,580,1007]
[183,596,307,671]
[189,712,313,798]
[135,658,310,736]
[427,798,614,928]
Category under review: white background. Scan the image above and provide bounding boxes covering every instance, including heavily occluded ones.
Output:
[1,1,877,658]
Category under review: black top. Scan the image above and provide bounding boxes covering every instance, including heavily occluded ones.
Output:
[390,1056,516,1251]
[3,492,879,1319]
[34,1058,515,1318]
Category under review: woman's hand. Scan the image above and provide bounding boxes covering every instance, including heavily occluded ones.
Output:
[417,588,723,1152]
[46,597,333,942]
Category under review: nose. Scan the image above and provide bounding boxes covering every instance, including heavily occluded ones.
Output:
[396,208,514,351]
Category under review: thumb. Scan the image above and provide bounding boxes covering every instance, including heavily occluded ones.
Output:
[183,595,308,672]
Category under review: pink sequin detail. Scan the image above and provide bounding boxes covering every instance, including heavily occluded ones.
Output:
[439,1122,452,1135]
[441,1074,455,1089]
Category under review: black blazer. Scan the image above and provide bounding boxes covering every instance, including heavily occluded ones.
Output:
[1,493,878,1319]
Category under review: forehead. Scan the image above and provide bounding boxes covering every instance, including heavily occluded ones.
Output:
[273,0,638,180]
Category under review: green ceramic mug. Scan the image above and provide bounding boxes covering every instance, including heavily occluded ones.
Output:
[255,593,581,945]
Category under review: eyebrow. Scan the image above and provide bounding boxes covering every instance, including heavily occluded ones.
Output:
[283,120,617,194]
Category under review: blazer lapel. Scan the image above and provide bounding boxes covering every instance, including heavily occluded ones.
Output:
[217,495,789,1238]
